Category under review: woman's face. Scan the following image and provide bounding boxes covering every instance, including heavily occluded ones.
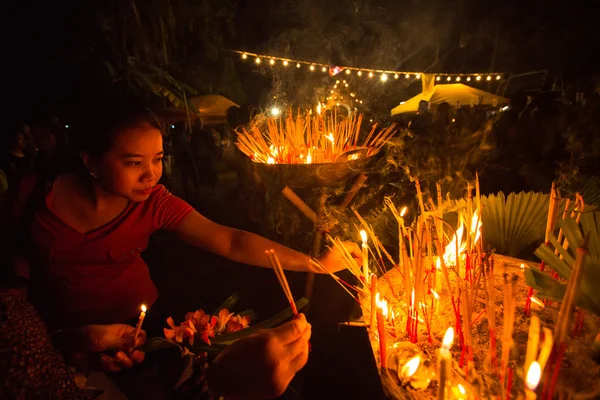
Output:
[94,123,164,202]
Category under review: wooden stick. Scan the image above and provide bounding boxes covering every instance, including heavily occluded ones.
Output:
[281,186,318,225]
[339,173,368,209]
[267,250,298,315]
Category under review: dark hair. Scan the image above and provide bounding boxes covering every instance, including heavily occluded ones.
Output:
[68,96,161,158]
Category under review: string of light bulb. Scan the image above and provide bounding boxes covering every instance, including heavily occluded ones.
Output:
[232,50,506,82]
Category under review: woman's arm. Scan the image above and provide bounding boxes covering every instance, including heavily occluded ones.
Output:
[174,210,361,272]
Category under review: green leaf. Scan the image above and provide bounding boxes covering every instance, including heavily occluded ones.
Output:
[533,245,572,280]
[212,292,241,315]
[141,337,181,353]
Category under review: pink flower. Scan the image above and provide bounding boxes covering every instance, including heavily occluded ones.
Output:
[224,314,251,334]
[164,316,197,345]
[214,308,234,334]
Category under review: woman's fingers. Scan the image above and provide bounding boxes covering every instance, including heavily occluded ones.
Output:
[100,355,123,372]
[114,351,135,369]
[129,349,145,364]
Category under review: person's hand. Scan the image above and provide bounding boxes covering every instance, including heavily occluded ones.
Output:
[208,313,312,400]
[316,241,362,273]
[81,324,146,372]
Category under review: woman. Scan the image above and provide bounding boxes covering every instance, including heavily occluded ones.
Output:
[2,97,359,329]
[0,124,34,188]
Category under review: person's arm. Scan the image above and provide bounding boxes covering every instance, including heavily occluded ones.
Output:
[174,210,361,273]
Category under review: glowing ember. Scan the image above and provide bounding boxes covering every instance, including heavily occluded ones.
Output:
[400,206,407,217]
[306,151,312,164]
[470,209,482,244]
[443,223,466,266]
[526,361,541,390]
[348,153,360,161]
[401,356,421,378]
[267,157,275,164]
[442,327,455,349]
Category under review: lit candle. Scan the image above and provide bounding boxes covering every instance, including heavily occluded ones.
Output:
[360,230,369,278]
[524,314,540,386]
[377,308,388,369]
[370,275,377,329]
[134,304,147,342]
[525,361,541,400]
[438,327,454,400]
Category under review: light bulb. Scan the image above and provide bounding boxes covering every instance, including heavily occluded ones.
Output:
[368,71,374,78]
[322,66,327,72]
[467,77,471,81]
[310,65,315,71]
[296,63,301,68]
[242,53,248,59]
[496,75,501,80]
[357,71,362,76]
[405,73,410,79]
[283,60,288,66]
[476,76,481,81]
[436,76,440,81]
[416,73,421,79]
[394,74,399,79]
[456,77,461,82]
[447,76,451,81]
[269,59,275,65]
[255,57,261,64]
[381,73,388,82]
[487,76,492,81]
[346,69,351,74]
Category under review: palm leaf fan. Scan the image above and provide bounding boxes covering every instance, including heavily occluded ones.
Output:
[526,212,600,316]
[480,192,552,257]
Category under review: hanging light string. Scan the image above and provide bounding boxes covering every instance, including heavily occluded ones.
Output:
[231,49,505,82]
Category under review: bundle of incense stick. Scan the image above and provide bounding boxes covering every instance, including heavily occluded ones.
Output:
[501,274,518,383]
[236,111,397,164]
[266,249,298,315]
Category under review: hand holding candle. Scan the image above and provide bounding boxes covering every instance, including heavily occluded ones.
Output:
[134,304,147,342]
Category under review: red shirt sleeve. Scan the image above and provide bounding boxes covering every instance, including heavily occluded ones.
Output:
[150,185,194,231]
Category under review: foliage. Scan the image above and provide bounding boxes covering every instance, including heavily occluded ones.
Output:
[480,192,553,257]
[526,212,600,316]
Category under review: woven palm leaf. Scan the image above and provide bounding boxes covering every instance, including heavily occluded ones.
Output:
[526,212,600,316]
[480,192,551,257]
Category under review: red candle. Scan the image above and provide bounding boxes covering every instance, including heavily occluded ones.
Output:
[377,309,387,369]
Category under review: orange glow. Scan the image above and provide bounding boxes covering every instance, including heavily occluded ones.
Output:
[526,361,541,390]
[442,327,455,349]
[443,223,466,266]
[267,157,275,164]
[471,209,482,245]
[401,356,421,378]
[375,292,389,319]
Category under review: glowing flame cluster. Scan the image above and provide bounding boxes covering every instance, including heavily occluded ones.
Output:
[401,356,421,378]
[375,292,389,319]
[442,209,482,267]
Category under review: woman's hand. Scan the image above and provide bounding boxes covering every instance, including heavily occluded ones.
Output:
[208,313,312,400]
[316,241,362,273]
[79,324,146,372]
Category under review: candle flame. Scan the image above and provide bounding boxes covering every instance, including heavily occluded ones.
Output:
[360,230,368,244]
[443,223,466,267]
[400,206,407,217]
[526,361,542,390]
[306,151,312,164]
[431,289,440,300]
[401,356,421,378]
[141,304,147,312]
[436,257,441,270]
[458,384,466,395]
[375,292,389,319]
[520,263,525,269]
[470,209,482,244]
[325,133,335,144]
[530,296,545,309]
[267,157,276,164]
[411,289,415,306]
[317,103,322,115]
[442,327,454,349]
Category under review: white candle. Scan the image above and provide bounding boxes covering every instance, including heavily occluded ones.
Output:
[134,304,147,342]
[360,230,369,278]
[524,314,540,387]
[438,327,454,400]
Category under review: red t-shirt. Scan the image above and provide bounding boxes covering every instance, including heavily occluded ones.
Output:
[10,175,193,328]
